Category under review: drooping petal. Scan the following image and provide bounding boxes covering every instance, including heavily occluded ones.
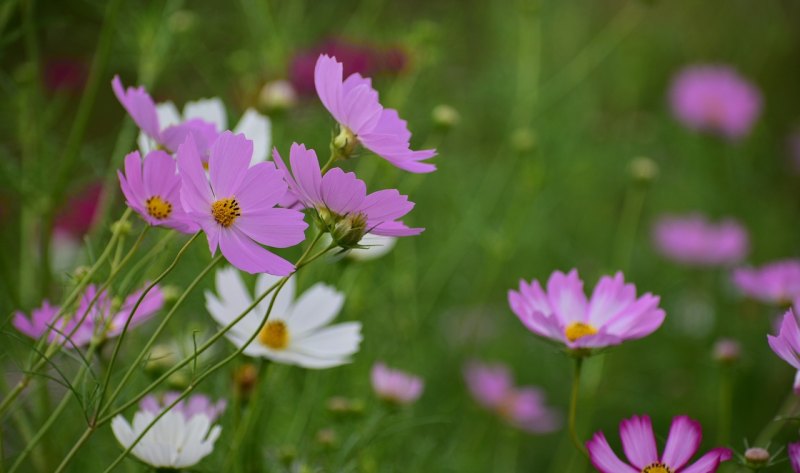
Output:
[679,448,732,473]
[235,208,308,248]
[112,75,161,141]
[218,226,295,276]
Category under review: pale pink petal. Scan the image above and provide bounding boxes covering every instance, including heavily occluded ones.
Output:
[546,269,588,325]
[218,227,295,276]
[789,442,800,472]
[235,161,288,213]
[235,208,307,248]
[619,415,659,468]
[208,131,253,198]
[320,168,366,214]
[340,84,382,134]
[358,189,414,224]
[314,55,345,122]
[661,416,702,469]
[586,432,639,473]
[111,75,161,140]
[177,135,213,214]
[680,448,732,473]
[288,143,323,205]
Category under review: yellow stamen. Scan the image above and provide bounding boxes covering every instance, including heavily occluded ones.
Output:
[145,196,172,220]
[564,322,598,342]
[211,197,241,228]
[258,320,290,349]
[642,463,672,473]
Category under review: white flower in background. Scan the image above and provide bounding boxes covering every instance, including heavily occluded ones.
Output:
[138,98,271,164]
[111,392,225,469]
[348,233,397,261]
[206,267,362,369]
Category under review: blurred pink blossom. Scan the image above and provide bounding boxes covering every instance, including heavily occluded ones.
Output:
[371,362,424,405]
[733,260,800,305]
[652,214,749,267]
[44,57,88,93]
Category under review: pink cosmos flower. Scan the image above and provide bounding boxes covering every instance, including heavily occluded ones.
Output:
[178,132,308,275]
[768,309,800,371]
[463,361,559,433]
[790,441,800,472]
[508,270,665,351]
[733,260,800,305]
[273,143,422,246]
[140,392,226,423]
[112,75,219,155]
[118,150,197,233]
[314,55,436,173]
[586,415,731,473]
[371,362,424,405]
[652,214,748,267]
[12,284,164,348]
[669,65,762,139]
[54,183,102,238]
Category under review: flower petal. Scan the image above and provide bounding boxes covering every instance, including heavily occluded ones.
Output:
[586,432,639,473]
[619,415,659,468]
[661,415,702,469]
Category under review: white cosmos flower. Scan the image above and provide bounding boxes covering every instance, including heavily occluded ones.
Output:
[110,393,223,469]
[138,97,271,164]
[205,267,362,369]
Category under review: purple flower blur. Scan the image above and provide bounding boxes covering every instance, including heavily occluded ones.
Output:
[371,362,424,405]
[733,260,800,305]
[652,214,748,267]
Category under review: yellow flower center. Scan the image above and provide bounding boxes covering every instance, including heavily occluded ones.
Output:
[642,463,672,473]
[145,196,172,220]
[211,197,241,228]
[564,322,598,342]
[258,320,290,349]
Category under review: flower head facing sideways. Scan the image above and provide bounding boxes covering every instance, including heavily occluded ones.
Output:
[111,392,224,469]
[273,143,422,248]
[12,284,164,348]
[314,54,436,173]
[508,270,665,353]
[464,361,560,433]
[586,415,731,473]
[136,96,271,166]
[669,65,762,139]
[371,362,424,405]
[767,309,800,372]
[178,132,308,275]
[733,260,800,305]
[652,214,748,267]
[118,149,197,233]
[205,267,362,369]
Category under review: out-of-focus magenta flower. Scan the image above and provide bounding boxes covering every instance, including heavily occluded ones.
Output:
[586,414,731,473]
[44,57,88,93]
[54,183,102,238]
[12,284,164,348]
[177,133,308,275]
[315,55,436,173]
[118,150,197,233]
[140,391,226,423]
[290,38,406,95]
[669,65,762,139]
[273,143,422,246]
[371,362,424,405]
[463,361,559,433]
[733,260,800,305]
[768,309,800,371]
[652,214,749,267]
[789,441,800,472]
[508,270,665,352]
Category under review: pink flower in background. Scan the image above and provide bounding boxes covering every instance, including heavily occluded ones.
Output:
[140,392,227,423]
[789,442,800,472]
[508,270,665,351]
[178,132,308,275]
[315,55,436,173]
[586,415,731,473]
[112,75,219,155]
[669,65,762,139]
[273,143,422,245]
[733,260,800,305]
[118,150,198,233]
[652,214,749,267]
[54,183,102,238]
[371,362,424,405]
[290,38,406,95]
[768,309,800,371]
[463,361,559,433]
[44,57,87,93]
[12,284,164,348]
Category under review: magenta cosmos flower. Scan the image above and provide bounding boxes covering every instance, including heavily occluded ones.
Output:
[652,214,748,267]
[733,260,800,305]
[118,149,197,233]
[463,361,559,433]
[767,309,800,371]
[669,65,762,140]
[178,132,308,275]
[587,415,731,473]
[273,143,422,247]
[314,55,436,173]
[371,362,424,405]
[508,270,665,351]
[12,284,164,348]
[789,442,800,472]
[112,75,218,155]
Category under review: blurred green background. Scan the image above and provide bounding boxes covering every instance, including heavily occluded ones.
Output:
[1,0,800,471]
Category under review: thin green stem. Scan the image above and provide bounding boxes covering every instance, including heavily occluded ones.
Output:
[97,232,202,410]
[53,427,93,473]
[755,391,800,446]
[320,151,337,174]
[227,359,270,472]
[612,184,648,272]
[718,367,732,445]
[568,358,588,458]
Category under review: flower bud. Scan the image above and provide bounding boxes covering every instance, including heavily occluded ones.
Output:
[111,219,132,236]
[511,128,537,153]
[744,447,770,466]
[160,285,181,304]
[712,338,741,365]
[315,428,338,448]
[234,363,259,401]
[628,156,659,184]
[72,265,90,282]
[432,104,460,129]
[145,344,178,376]
[331,126,358,160]
[259,80,297,113]
[331,213,368,249]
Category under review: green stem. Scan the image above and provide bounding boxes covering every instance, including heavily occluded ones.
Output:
[227,359,270,472]
[320,151,337,174]
[755,391,800,446]
[95,232,201,415]
[612,184,648,272]
[718,366,732,445]
[568,358,588,458]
